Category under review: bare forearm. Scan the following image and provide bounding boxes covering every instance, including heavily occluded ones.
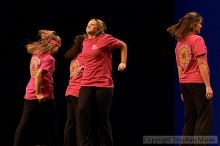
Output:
[117,41,127,71]
[198,64,211,87]
[120,41,127,64]
[197,55,213,99]
[35,70,43,95]
[177,66,183,82]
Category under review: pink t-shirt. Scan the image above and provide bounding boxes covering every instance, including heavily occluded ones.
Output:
[81,34,121,87]
[175,34,209,83]
[65,53,84,97]
[24,52,55,100]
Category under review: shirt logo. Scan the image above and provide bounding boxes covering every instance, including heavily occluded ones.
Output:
[70,60,83,78]
[30,58,40,77]
[92,44,98,50]
[178,45,192,69]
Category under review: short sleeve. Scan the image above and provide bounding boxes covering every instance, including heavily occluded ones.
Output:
[193,36,207,56]
[40,56,55,72]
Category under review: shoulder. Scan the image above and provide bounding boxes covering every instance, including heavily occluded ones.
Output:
[100,34,114,39]
[190,34,204,41]
[41,53,55,63]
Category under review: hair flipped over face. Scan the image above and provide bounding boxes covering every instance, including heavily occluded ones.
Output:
[26,29,61,55]
[167,11,203,41]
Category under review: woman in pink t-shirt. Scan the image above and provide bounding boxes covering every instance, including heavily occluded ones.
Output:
[77,18,127,146]
[167,12,213,142]
[14,30,61,146]
[63,34,84,146]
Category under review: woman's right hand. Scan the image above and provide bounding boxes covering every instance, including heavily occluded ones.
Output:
[36,94,45,102]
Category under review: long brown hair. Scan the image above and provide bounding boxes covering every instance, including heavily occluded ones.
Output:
[167,11,203,41]
[26,30,61,55]
[64,34,85,60]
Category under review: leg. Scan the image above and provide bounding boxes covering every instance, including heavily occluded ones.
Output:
[78,87,94,146]
[42,100,58,146]
[95,87,113,146]
[194,84,212,135]
[14,100,36,146]
[64,96,78,146]
[194,84,212,146]
[180,84,197,146]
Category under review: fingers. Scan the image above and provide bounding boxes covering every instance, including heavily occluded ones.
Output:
[206,93,213,100]
[205,87,213,100]
[118,63,126,71]
[36,94,46,103]
[38,98,46,103]
[181,94,184,102]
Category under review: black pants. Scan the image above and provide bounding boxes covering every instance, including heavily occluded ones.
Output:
[78,87,113,146]
[180,83,212,146]
[14,99,58,146]
[63,96,79,146]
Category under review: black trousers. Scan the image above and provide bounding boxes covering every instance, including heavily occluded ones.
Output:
[63,96,79,146]
[180,83,212,146]
[14,99,58,146]
[78,86,113,146]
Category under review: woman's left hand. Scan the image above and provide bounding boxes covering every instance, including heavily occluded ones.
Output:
[118,63,126,71]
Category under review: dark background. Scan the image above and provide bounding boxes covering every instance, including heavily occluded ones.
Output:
[1,0,175,145]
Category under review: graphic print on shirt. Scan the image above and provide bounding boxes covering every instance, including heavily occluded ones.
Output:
[30,57,40,77]
[92,44,98,50]
[178,45,192,69]
[70,60,82,78]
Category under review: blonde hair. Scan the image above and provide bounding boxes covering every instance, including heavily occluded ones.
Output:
[26,30,61,54]
[90,18,107,35]
[167,11,203,41]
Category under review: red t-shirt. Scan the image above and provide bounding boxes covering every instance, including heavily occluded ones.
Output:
[65,53,84,97]
[81,34,121,87]
[24,52,55,100]
[175,34,209,83]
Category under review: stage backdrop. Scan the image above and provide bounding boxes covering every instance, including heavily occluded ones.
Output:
[174,0,220,144]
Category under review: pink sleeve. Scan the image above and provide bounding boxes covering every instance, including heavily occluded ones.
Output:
[40,57,55,72]
[104,34,122,49]
[193,37,207,56]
